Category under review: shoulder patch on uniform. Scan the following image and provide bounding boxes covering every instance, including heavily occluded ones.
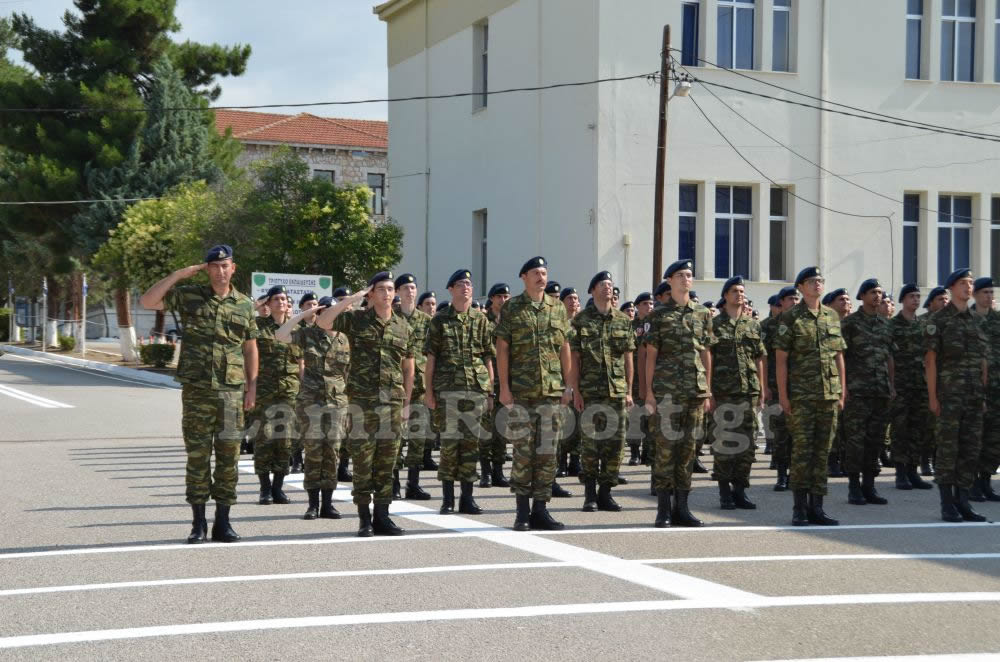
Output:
[778,324,788,335]
[926,323,936,335]
[643,322,651,333]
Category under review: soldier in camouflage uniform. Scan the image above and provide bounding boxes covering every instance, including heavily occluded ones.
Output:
[763,286,799,491]
[496,256,573,531]
[759,294,781,459]
[425,269,495,515]
[774,266,845,527]
[418,291,437,316]
[643,259,715,528]
[480,283,512,488]
[317,272,415,537]
[569,271,635,513]
[888,284,934,491]
[557,287,583,482]
[709,276,766,510]
[841,278,895,507]
[332,286,356,484]
[288,291,319,474]
[621,300,636,319]
[970,277,1000,502]
[821,287,850,478]
[140,244,257,544]
[628,292,654,468]
[277,296,351,520]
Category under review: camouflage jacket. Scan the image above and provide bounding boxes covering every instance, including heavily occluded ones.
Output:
[773,301,846,402]
[164,284,257,391]
[632,316,651,400]
[494,291,570,399]
[254,316,302,401]
[711,309,765,397]
[889,312,926,394]
[642,298,715,402]
[424,306,494,394]
[925,302,987,396]
[569,305,635,400]
[976,308,1000,391]
[760,315,780,395]
[293,324,350,405]
[397,307,431,397]
[331,307,415,404]
[841,309,895,397]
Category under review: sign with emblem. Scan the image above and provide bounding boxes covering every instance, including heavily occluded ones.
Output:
[252,272,332,314]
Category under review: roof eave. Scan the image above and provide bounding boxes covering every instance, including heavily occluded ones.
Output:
[239,140,388,152]
[373,0,418,21]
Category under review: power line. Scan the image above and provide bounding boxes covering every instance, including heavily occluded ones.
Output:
[0,197,160,206]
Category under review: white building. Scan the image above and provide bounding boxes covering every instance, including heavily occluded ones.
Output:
[375,0,1000,306]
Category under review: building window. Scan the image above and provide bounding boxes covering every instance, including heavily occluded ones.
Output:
[473,209,488,293]
[906,0,923,79]
[769,187,788,281]
[473,22,488,111]
[679,183,698,260]
[773,0,791,72]
[681,2,700,66]
[367,173,385,215]
[313,169,335,183]
[995,2,1000,82]
[715,185,752,279]
[938,194,972,284]
[941,0,975,82]
[991,197,1000,281]
[718,0,755,70]
[903,193,920,284]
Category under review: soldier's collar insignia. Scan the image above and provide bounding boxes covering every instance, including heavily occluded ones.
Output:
[926,323,937,335]
[778,324,788,335]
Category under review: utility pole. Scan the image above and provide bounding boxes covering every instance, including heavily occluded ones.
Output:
[651,25,671,289]
[80,272,87,357]
[41,276,47,353]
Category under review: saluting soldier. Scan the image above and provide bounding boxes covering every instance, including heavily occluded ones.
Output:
[139,245,258,544]
[925,268,989,522]
[332,286,355,483]
[496,256,573,531]
[774,266,845,527]
[424,269,495,515]
[709,276,766,511]
[288,291,319,474]
[316,272,415,537]
[970,277,1000,502]
[763,286,799,491]
[569,271,635,513]
[480,283,512,488]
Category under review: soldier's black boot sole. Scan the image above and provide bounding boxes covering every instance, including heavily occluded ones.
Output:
[357,504,374,537]
[186,504,207,544]
[303,489,320,520]
[654,489,671,528]
[513,495,531,531]
[458,482,483,515]
[319,488,340,519]
[210,504,241,543]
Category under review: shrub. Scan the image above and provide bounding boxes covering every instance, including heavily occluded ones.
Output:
[0,308,9,341]
[139,342,175,368]
[58,334,76,351]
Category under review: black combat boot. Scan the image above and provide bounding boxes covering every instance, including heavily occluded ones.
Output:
[773,463,789,492]
[732,483,756,510]
[718,481,735,510]
[392,469,401,499]
[582,479,598,512]
[480,460,493,487]
[879,448,892,468]
[551,480,573,498]
[556,453,568,477]
[861,472,888,504]
[763,440,773,455]
[692,458,708,474]
[906,465,933,490]
[440,481,455,514]
[290,449,303,474]
[955,486,987,522]
[458,482,482,515]
[357,503,374,537]
[567,454,582,477]
[210,504,241,542]
[422,445,438,471]
[597,483,622,512]
[654,489,672,528]
[920,454,934,476]
[271,473,291,504]
[513,495,531,531]
[981,472,1000,502]
[240,436,250,455]
[303,489,320,520]
[337,455,352,482]
[828,454,845,478]
[529,500,565,530]
[969,476,987,502]
[792,490,809,526]
[672,489,703,527]
[257,473,272,505]
[894,463,913,490]
[320,488,340,519]
[491,462,510,487]
[186,503,207,544]
[405,467,431,500]
[939,484,962,522]
[641,444,650,466]
[372,503,405,535]
[807,494,839,526]
[628,444,640,466]
[847,473,866,505]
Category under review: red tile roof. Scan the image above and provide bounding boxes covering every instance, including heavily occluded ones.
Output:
[214,110,387,150]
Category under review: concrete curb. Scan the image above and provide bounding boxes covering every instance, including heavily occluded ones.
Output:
[0,344,180,388]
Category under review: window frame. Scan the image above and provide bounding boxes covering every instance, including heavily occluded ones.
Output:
[772,0,791,73]
[473,22,489,111]
[678,183,699,261]
[902,193,920,285]
[937,194,973,283]
[941,0,976,82]
[473,209,488,294]
[367,172,385,216]
[718,0,756,70]
[715,184,753,279]
[681,1,701,67]
[312,169,335,184]
[906,0,923,80]
[768,186,788,281]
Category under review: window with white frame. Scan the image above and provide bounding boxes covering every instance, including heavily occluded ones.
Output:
[903,193,920,285]
[681,2,700,66]
[991,197,1000,281]
[473,209,488,293]
[769,187,788,281]
[906,0,923,79]
[941,0,976,82]
[367,173,385,216]
[679,183,698,260]
[718,0,755,70]
[313,169,335,183]
[938,194,972,284]
[473,22,488,111]
[773,0,791,72]
[715,185,752,279]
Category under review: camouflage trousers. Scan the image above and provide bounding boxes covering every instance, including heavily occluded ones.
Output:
[710,395,759,488]
[505,398,562,501]
[435,392,488,483]
[842,395,890,475]
[830,410,846,466]
[934,391,984,488]
[627,398,646,453]
[580,398,626,488]
[558,409,581,456]
[249,395,297,476]
[296,395,349,491]
[479,397,507,465]
[403,393,430,469]
[350,398,403,505]
[181,386,243,506]
[890,389,925,467]
[787,400,839,496]
[763,398,792,465]
[651,399,705,492]
[920,406,937,459]
[980,388,1000,474]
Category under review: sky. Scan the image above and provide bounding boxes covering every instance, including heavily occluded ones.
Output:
[5,0,389,120]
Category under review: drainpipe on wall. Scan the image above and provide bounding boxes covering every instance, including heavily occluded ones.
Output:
[817,0,829,271]
[423,0,431,285]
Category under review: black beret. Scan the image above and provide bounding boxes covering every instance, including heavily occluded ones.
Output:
[204,244,233,263]
[613,286,620,296]
[586,297,594,308]
[689,291,699,301]
[317,296,334,307]
[393,273,416,289]
[559,287,578,301]
[704,301,716,309]
[664,259,694,279]
[436,301,450,313]
[794,266,822,286]
[368,271,393,287]
[820,288,847,306]
[417,291,436,306]
[721,275,745,298]
[634,291,653,304]
[332,286,352,298]
[898,283,919,302]
[944,268,973,288]
[471,300,481,309]
[767,295,779,307]
[265,285,287,299]
[974,276,994,292]
[778,285,798,300]
[298,291,317,307]
[544,281,561,296]
[256,294,267,302]
[620,301,635,311]
[488,283,510,298]
[519,256,547,276]
[588,271,613,293]
[856,278,882,300]
[447,269,472,288]
[923,286,947,308]
[392,295,400,305]
[654,281,671,297]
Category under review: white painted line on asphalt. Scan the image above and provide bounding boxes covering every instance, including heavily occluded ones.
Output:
[0,384,73,408]
[3,592,1000,649]
[3,353,179,390]
[533,521,1000,535]
[751,654,1000,662]
[638,552,1000,564]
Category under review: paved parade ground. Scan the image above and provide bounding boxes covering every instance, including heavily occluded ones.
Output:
[2,351,1000,661]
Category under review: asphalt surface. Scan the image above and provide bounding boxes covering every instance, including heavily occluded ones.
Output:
[2,351,1000,661]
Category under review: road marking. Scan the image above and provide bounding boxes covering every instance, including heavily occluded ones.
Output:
[2,592,1000,649]
[639,552,1000,564]
[751,655,1000,662]
[2,354,179,390]
[531,521,1000,535]
[0,384,74,408]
